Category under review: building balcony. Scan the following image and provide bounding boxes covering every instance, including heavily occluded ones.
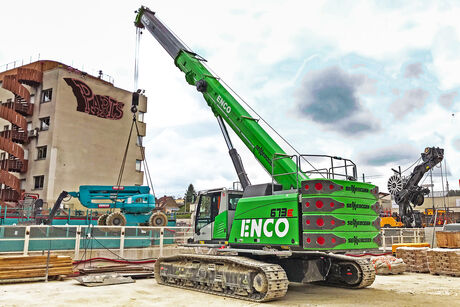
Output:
[0,158,28,173]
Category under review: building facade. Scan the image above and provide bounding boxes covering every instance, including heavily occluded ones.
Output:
[0,60,147,210]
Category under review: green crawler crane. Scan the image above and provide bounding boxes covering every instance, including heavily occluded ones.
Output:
[135,7,381,302]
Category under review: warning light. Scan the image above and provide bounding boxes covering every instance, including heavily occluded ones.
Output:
[316,200,324,208]
[306,219,310,225]
[315,183,323,191]
[330,202,334,207]
[331,220,335,225]
[316,218,324,227]
[332,238,336,243]
[305,184,310,190]
[329,184,334,190]
[306,238,311,243]
[306,202,310,207]
[317,236,325,245]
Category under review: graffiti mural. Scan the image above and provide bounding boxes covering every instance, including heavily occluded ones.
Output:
[64,78,124,120]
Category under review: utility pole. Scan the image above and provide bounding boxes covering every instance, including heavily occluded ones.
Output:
[430,169,435,226]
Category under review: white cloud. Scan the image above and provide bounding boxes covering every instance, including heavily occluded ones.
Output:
[1,1,459,196]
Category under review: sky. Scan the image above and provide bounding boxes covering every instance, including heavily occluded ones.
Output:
[1,1,459,197]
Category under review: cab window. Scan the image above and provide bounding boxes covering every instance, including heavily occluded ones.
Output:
[195,192,220,232]
[228,194,242,210]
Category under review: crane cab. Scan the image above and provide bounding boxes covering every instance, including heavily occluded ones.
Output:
[193,188,243,243]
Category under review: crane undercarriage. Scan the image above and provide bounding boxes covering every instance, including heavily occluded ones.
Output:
[155,250,375,302]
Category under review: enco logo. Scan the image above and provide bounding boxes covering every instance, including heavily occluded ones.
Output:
[216,95,232,114]
[141,15,150,25]
[240,218,289,238]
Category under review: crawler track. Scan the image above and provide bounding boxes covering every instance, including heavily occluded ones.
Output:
[321,253,375,288]
[154,254,289,302]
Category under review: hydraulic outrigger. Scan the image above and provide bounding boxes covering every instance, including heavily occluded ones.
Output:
[135,7,381,302]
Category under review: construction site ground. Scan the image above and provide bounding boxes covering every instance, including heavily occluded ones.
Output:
[0,273,458,306]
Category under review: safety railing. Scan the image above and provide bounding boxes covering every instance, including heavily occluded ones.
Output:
[0,225,194,258]
[380,228,426,251]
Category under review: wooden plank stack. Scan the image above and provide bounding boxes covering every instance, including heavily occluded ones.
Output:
[426,248,460,277]
[0,255,74,282]
[436,232,460,248]
[395,247,429,273]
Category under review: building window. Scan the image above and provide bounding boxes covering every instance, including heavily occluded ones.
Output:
[41,89,52,103]
[3,125,9,131]
[138,111,145,123]
[137,136,143,146]
[39,117,50,131]
[135,160,142,172]
[37,146,47,160]
[33,175,44,189]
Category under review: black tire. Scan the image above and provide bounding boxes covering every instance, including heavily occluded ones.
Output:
[149,212,168,226]
[383,224,391,228]
[97,214,109,226]
[106,212,127,226]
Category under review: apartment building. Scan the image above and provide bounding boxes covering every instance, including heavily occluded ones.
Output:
[0,60,147,210]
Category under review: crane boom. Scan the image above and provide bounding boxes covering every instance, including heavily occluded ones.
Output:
[135,7,307,189]
[394,147,444,227]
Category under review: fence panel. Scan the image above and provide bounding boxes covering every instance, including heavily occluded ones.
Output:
[0,225,193,256]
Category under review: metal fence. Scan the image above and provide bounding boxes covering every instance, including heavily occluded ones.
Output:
[0,225,193,258]
[380,228,426,251]
[0,225,432,256]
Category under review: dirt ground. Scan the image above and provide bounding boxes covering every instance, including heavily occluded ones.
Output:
[0,273,459,307]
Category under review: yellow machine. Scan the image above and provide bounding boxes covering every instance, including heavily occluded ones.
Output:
[380,216,403,228]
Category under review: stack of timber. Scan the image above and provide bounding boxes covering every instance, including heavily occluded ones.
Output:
[436,231,460,248]
[395,247,429,273]
[427,248,460,277]
[0,255,73,282]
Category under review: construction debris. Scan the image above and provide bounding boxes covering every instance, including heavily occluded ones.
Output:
[370,256,406,275]
[78,264,154,279]
[0,255,73,283]
[75,273,134,287]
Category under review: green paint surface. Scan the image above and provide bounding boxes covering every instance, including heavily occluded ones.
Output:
[230,193,299,245]
[213,210,228,239]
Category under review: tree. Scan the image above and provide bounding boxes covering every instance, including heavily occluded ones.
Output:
[184,184,197,212]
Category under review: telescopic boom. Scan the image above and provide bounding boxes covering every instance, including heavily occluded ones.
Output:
[135,7,307,189]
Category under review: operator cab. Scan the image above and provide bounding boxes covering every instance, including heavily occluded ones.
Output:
[194,188,243,243]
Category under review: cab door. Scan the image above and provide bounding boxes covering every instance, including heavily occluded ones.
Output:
[194,192,220,241]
